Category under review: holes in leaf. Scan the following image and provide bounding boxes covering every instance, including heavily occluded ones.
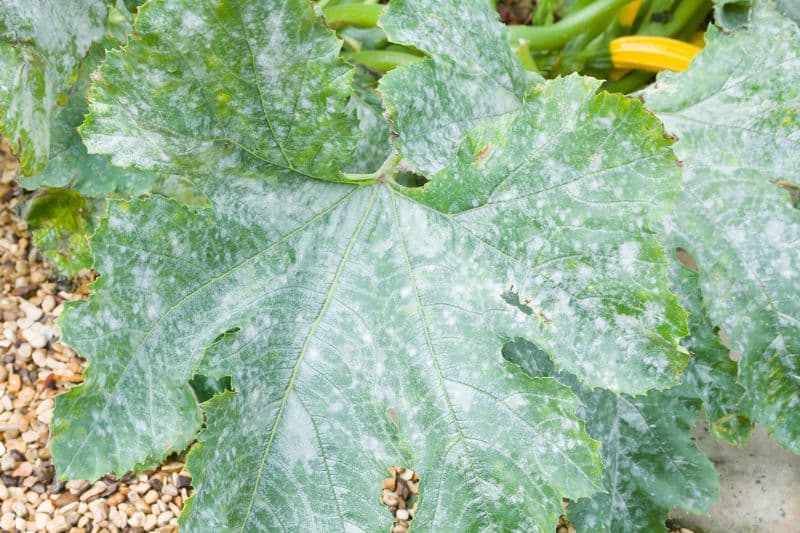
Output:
[674,247,698,272]
[394,171,428,188]
[502,337,557,378]
[381,467,419,533]
[716,1,751,28]
[501,285,551,327]
[190,327,238,402]
[714,326,744,362]
[189,374,232,403]
[557,514,577,533]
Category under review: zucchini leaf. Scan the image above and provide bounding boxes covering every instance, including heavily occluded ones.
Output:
[644,2,800,453]
[20,5,158,196]
[25,188,98,275]
[80,0,359,182]
[505,337,719,532]
[56,0,689,529]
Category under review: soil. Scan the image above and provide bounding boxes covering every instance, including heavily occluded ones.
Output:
[670,422,800,533]
[497,0,535,25]
[0,145,190,533]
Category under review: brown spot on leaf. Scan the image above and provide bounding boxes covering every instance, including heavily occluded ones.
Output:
[771,179,800,207]
[675,247,698,272]
[474,143,494,165]
[387,407,400,429]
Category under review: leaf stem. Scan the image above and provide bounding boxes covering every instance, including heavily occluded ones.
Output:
[322,4,384,28]
[507,0,632,50]
[342,151,403,185]
[341,50,423,72]
[514,40,539,72]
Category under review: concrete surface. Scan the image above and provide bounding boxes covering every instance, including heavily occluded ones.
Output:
[670,422,800,532]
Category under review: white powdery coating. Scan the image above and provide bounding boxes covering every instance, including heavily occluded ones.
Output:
[0,0,107,172]
[644,3,800,452]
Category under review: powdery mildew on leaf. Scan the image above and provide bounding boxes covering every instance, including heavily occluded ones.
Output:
[80,0,359,182]
[379,0,540,175]
[59,175,604,531]
[672,259,752,445]
[644,2,800,453]
[14,3,159,276]
[777,0,800,24]
[410,77,689,393]
[56,0,697,529]
[21,4,158,197]
[0,0,107,174]
[342,67,391,174]
[504,338,719,532]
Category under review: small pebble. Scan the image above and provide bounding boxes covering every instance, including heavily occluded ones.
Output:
[129,511,146,528]
[144,489,159,504]
[12,501,27,518]
[41,295,55,313]
[21,324,48,349]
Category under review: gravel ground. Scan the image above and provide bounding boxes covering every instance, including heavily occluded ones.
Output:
[0,146,191,533]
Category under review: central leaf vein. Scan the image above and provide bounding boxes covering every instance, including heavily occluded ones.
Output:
[239,186,378,532]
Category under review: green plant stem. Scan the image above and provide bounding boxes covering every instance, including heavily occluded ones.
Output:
[602,70,655,93]
[515,40,539,72]
[637,0,710,37]
[507,0,631,50]
[343,150,403,184]
[341,50,423,73]
[552,8,620,75]
[322,3,385,28]
[676,0,713,41]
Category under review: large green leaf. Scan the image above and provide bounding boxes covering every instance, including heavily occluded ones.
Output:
[59,0,692,529]
[0,0,107,175]
[379,0,539,175]
[55,175,605,530]
[643,3,800,453]
[405,77,689,393]
[342,67,391,175]
[504,338,719,532]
